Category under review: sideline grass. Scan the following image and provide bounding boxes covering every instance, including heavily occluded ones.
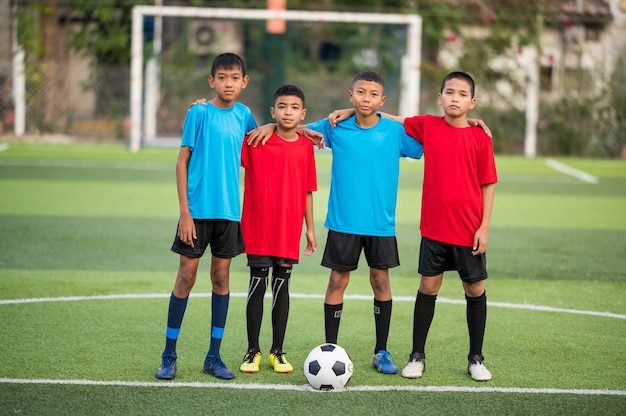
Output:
[0,142,625,415]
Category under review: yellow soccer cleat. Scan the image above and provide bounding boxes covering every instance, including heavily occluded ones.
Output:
[268,350,293,373]
[240,349,262,373]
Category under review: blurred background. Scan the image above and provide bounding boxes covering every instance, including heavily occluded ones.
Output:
[1,0,625,157]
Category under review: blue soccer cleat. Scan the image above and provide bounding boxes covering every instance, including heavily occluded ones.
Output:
[203,354,236,380]
[372,350,398,374]
[156,352,177,380]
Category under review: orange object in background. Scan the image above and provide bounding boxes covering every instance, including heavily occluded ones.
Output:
[266,0,286,34]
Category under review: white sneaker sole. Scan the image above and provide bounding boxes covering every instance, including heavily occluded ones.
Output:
[468,363,492,381]
[401,361,425,379]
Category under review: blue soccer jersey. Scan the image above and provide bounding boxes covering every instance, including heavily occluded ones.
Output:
[181,102,257,221]
[308,115,423,236]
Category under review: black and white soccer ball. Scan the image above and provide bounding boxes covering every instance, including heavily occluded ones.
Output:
[303,343,353,391]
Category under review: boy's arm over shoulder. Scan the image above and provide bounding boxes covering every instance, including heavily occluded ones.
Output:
[402,114,431,144]
[307,118,333,147]
[185,101,207,117]
[379,112,406,124]
[307,117,331,132]
[327,108,354,127]
[467,118,492,137]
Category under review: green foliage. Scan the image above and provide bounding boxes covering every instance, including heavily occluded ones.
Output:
[16,7,43,58]
[69,0,149,65]
[609,57,626,126]
[603,56,626,156]
[537,57,626,157]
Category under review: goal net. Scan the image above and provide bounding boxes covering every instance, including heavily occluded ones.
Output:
[130,6,422,151]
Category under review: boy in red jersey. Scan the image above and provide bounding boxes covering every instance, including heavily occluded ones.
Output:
[399,71,497,381]
[329,71,496,381]
[238,85,318,374]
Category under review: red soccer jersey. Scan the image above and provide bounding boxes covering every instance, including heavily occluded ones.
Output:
[404,115,497,246]
[240,133,317,260]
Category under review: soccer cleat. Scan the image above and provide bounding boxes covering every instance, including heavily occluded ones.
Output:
[372,350,397,374]
[203,354,236,380]
[268,350,294,373]
[240,349,262,373]
[401,352,426,379]
[155,352,177,380]
[468,354,492,381]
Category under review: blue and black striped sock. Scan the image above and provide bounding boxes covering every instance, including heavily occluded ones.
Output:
[163,292,188,355]
[207,291,229,357]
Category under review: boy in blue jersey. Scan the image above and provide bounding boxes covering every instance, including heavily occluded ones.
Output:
[250,71,423,374]
[155,53,257,381]
[309,71,423,375]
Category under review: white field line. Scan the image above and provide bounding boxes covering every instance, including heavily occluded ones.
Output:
[0,143,9,152]
[545,158,599,184]
[0,377,624,396]
[1,293,624,396]
[1,292,625,320]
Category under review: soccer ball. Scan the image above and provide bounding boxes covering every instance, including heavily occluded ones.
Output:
[303,343,353,391]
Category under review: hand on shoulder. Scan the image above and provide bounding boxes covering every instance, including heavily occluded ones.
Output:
[467,118,492,138]
[189,98,208,108]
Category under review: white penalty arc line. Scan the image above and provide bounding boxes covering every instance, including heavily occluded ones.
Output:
[0,378,624,396]
[1,292,625,320]
[545,158,599,184]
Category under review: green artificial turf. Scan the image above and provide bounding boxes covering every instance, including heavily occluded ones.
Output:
[0,142,624,415]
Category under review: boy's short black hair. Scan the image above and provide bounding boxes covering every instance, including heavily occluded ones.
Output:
[273,84,305,107]
[351,70,385,90]
[211,53,247,77]
[440,71,475,98]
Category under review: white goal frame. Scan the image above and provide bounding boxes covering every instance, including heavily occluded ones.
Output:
[130,6,422,152]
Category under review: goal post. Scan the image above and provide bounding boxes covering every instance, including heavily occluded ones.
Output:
[130,6,422,152]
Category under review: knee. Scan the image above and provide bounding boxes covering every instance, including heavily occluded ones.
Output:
[370,276,390,294]
[418,276,441,296]
[463,282,485,298]
[328,272,348,290]
[211,269,230,291]
[174,269,197,296]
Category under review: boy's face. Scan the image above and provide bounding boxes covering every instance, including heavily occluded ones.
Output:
[208,67,249,106]
[270,95,306,130]
[437,77,475,117]
[348,79,386,117]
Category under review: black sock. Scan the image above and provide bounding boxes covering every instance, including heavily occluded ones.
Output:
[270,266,291,352]
[412,291,437,355]
[245,267,268,352]
[466,291,487,359]
[374,298,392,353]
[324,303,343,344]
